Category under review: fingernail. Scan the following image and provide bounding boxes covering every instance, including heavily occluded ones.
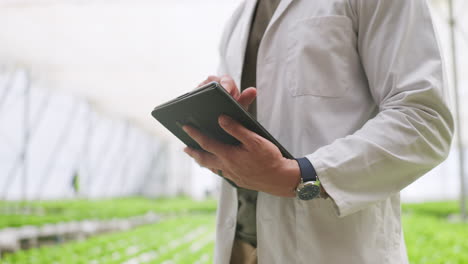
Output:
[219,116,230,126]
[182,126,189,133]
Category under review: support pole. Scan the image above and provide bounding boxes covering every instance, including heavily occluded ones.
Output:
[36,100,80,199]
[103,121,130,197]
[1,91,51,199]
[0,69,14,112]
[86,120,118,194]
[138,144,168,197]
[82,102,94,199]
[138,149,160,196]
[91,121,127,197]
[22,70,31,202]
[126,136,155,195]
[0,70,32,201]
[62,102,94,199]
[448,0,466,221]
[118,129,140,196]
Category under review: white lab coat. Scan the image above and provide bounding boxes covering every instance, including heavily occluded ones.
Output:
[214,0,454,263]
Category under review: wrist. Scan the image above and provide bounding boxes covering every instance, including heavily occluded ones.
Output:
[294,157,328,200]
[282,159,301,197]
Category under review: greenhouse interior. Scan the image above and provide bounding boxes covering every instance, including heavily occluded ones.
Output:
[0,0,467,263]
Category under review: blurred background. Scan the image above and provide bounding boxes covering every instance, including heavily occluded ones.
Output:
[0,0,466,263]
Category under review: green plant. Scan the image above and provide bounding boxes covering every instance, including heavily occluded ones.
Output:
[0,197,217,229]
[1,215,215,264]
[402,201,468,264]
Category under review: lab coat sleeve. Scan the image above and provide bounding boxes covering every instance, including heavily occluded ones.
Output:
[306,0,454,217]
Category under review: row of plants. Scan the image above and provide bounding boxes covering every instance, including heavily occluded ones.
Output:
[1,215,215,264]
[2,199,466,263]
[0,197,217,229]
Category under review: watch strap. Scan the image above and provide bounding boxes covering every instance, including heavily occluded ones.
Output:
[295,157,317,182]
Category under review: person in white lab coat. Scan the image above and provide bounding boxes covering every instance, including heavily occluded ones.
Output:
[182,0,454,263]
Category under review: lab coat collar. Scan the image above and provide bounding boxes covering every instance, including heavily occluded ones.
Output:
[267,0,294,34]
[233,0,294,83]
[244,0,295,37]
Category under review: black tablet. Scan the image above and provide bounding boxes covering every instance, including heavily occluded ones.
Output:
[151,82,294,159]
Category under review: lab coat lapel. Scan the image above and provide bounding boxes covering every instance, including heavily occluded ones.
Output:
[229,0,258,83]
[264,0,294,35]
[229,0,294,84]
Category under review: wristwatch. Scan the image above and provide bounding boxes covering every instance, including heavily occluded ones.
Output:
[295,158,323,200]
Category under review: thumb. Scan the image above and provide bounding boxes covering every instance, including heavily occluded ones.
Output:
[237,87,257,110]
[220,75,240,99]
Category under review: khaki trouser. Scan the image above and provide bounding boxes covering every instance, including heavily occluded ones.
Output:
[230,239,258,264]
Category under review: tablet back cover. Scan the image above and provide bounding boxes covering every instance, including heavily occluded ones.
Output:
[151,82,293,159]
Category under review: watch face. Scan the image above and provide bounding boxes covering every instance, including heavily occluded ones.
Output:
[298,182,321,200]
